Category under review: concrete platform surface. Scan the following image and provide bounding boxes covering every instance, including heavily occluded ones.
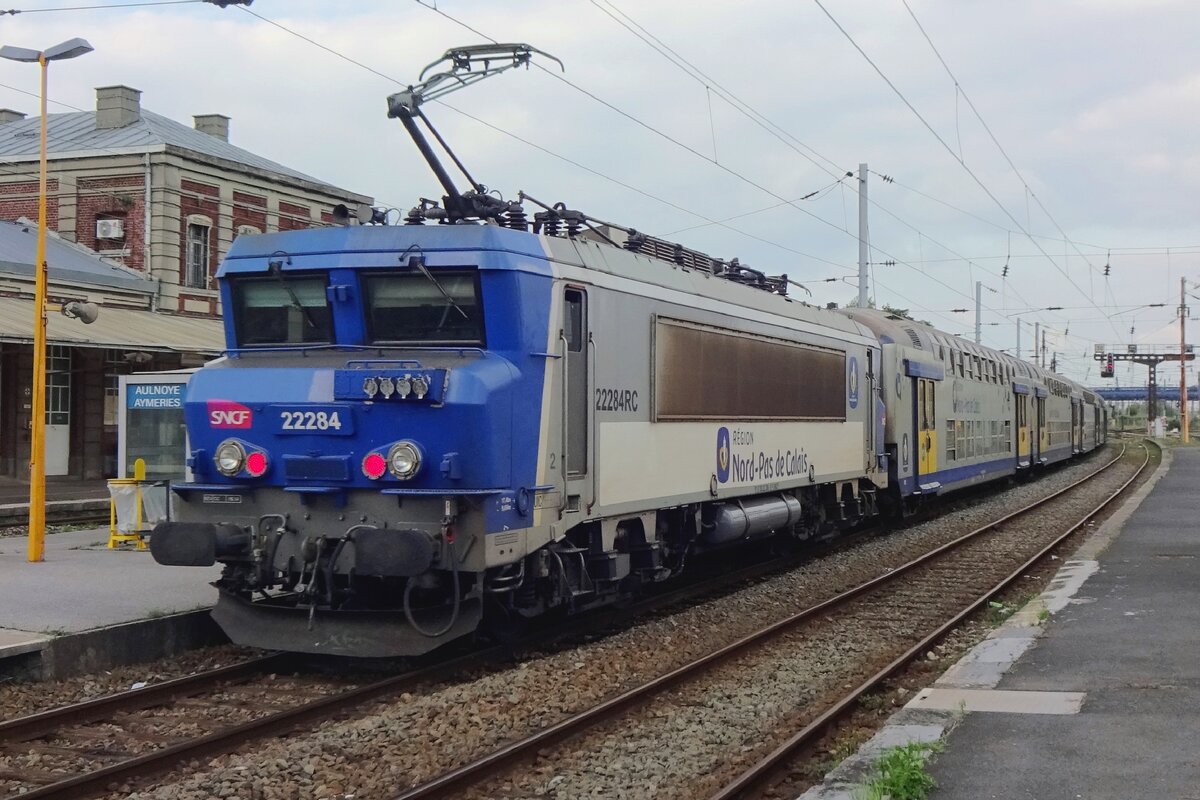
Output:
[928,446,1200,799]
[0,527,221,639]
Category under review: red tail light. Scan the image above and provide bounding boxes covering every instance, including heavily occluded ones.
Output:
[362,452,387,480]
[245,450,269,477]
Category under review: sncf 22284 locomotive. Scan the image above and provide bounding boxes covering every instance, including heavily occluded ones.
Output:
[151,44,1106,656]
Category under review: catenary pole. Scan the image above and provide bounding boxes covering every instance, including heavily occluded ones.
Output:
[857,163,868,308]
[974,281,982,344]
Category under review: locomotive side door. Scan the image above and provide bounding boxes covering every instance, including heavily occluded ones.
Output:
[916,377,937,480]
[562,288,593,513]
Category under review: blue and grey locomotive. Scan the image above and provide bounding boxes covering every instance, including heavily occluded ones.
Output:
[150,44,1105,657]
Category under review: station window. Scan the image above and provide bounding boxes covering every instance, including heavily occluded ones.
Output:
[185,223,210,289]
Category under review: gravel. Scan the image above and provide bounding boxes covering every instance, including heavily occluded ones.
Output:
[0,644,264,722]
[92,446,1138,800]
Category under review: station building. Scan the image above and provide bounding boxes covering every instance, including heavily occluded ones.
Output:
[0,85,371,481]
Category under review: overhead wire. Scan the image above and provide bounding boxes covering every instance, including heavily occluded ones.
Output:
[0,0,200,13]
[577,1,1059,326]
[408,0,1048,332]
[227,3,856,269]
[813,0,1124,343]
[900,0,1107,283]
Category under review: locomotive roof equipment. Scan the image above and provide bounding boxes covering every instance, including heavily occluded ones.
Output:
[386,43,563,224]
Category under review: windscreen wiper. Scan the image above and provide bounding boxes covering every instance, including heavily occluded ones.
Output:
[413,257,469,321]
[268,259,319,330]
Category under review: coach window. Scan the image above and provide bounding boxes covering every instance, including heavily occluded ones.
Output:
[232,275,333,346]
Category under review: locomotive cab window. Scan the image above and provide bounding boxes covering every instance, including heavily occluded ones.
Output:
[364,271,484,345]
[232,274,333,346]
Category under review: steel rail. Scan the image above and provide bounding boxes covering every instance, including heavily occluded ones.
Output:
[710,439,1155,800]
[389,443,1137,800]
[0,653,290,742]
[0,643,516,800]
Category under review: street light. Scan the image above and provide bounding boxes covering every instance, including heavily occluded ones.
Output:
[0,37,94,563]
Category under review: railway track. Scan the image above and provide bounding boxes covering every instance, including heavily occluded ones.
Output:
[0,444,1139,799]
[380,440,1151,800]
[0,649,499,800]
[0,517,879,800]
[0,508,109,531]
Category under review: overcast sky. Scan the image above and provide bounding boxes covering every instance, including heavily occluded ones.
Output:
[2,0,1198,386]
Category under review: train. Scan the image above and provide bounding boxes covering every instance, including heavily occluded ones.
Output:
[150,44,1107,657]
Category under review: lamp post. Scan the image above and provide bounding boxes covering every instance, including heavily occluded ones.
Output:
[0,38,93,562]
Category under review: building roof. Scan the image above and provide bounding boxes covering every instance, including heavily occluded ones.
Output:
[0,219,150,293]
[0,108,341,191]
[0,294,223,353]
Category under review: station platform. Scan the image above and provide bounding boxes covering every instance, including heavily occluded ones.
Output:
[0,526,224,678]
[801,445,1199,800]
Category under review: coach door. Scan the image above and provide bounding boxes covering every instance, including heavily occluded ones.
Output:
[1080,398,1089,450]
[1036,394,1047,462]
[916,378,937,479]
[1016,394,1031,466]
[562,288,592,513]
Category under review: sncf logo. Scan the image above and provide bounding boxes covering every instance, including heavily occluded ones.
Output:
[207,400,252,429]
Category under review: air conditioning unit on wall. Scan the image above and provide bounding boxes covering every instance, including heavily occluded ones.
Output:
[96,219,125,239]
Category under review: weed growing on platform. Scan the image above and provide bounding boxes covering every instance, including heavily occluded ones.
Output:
[985,600,1015,625]
[857,740,944,800]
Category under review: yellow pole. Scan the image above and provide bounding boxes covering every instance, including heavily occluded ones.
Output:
[27,54,49,563]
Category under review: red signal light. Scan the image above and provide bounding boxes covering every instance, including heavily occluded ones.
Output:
[245,451,269,477]
[362,452,388,480]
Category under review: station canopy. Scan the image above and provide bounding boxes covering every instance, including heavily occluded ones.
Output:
[0,295,223,353]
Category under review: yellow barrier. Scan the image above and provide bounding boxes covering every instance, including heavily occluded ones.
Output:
[108,458,150,550]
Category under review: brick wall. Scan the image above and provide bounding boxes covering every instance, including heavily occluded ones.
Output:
[75,175,146,271]
[233,190,266,233]
[278,200,311,232]
[0,179,60,228]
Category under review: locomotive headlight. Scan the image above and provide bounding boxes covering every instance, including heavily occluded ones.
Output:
[214,440,246,476]
[412,375,430,399]
[387,441,421,479]
[395,376,412,399]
